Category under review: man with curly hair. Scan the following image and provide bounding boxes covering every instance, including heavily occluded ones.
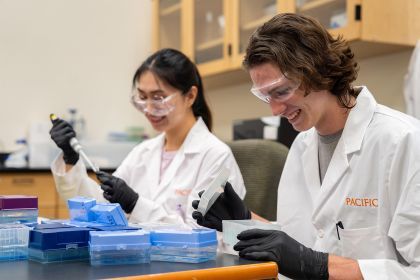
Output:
[193,13,420,279]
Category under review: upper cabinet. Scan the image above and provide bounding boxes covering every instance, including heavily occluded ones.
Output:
[153,0,189,56]
[192,0,230,75]
[153,0,420,86]
[291,0,420,57]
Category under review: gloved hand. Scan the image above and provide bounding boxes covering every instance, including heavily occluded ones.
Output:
[234,229,329,280]
[49,118,79,165]
[96,171,139,214]
[191,182,251,232]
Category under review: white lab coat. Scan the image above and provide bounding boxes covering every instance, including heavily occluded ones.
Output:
[404,40,420,119]
[51,118,246,228]
[277,87,420,279]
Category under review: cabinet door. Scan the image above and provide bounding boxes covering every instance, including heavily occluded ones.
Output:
[0,173,58,219]
[292,0,361,41]
[153,0,184,52]
[231,0,286,67]
[193,0,231,76]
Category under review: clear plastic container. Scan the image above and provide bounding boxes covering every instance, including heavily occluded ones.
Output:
[0,209,38,224]
[150,228,217,263]
[89,230,151,266]
[0,224,30,261]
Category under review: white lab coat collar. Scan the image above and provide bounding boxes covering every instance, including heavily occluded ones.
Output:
[141,117,208,154]
[300,87,377,214]
[301,86,376,154]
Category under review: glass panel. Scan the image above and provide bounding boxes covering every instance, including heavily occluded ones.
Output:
[295,0,347,30]
[159,0,182,50]
[239,0,277,54]
[194,0,225,64]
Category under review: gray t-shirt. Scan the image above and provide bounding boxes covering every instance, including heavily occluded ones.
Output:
[318,129,343,184]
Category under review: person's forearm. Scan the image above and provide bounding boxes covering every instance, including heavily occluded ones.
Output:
[328,255,363,280]
[251,211,270,222]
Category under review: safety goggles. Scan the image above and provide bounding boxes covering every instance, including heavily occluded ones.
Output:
[131,91,177,117]
[250,75,301,104]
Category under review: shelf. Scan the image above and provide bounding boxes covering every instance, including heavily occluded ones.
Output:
[160,3,181,17]
[298,0,337,12]
[196,37,224,52]
[241,15,273,32]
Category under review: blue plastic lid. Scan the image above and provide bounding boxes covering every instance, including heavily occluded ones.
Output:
[43,220,136,231]
[68,197,96,222]
[34,223,73,230]
[89,230,150,246]
[29,226,93,250]
[88,225,139,231]
[150,229,217,248]
[90,203,128,226]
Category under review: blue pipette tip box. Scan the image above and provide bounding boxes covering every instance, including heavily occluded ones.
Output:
[68,197,96,222]
[0,224,30,262]
[28,223,93,263]
[150,228,217,263]
[89,230,151,266]
[90,203,128,226]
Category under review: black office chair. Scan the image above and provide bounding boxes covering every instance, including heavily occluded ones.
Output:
[227,139,289,221]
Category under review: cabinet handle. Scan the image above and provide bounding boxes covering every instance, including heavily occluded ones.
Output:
[12,177,35,185]
[355,4,362,21]
[228,44,232,56]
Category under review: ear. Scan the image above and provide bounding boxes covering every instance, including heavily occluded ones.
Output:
[185,86,198,107]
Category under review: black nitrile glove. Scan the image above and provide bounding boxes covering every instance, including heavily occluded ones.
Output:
[234,229,329,280]
[191,182,251,232]
[96,171,139,214]
[49,118,79,165]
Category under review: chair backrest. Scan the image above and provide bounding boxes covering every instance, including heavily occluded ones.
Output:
[226,139,289,221]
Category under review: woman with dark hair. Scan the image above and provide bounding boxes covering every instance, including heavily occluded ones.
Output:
[50,48,246,228]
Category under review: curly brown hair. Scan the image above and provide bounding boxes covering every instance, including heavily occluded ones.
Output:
[243,13,359,109]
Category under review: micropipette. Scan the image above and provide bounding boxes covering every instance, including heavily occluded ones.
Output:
[50,113,100,173]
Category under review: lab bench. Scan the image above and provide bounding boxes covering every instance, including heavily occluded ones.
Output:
[0,253,278,280]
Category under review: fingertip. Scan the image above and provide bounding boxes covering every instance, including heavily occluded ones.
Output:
[192,211,202,220]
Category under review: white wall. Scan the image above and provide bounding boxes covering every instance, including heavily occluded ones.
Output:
[207,50,414,141]
[0,0,153,151]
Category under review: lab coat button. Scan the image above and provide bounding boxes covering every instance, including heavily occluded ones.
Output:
[318,229,324,238]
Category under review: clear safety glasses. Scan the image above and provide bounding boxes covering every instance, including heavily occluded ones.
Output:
[131,90,177,117]
[250,75,301,104]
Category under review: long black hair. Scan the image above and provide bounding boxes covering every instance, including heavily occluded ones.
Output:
[133,48,212,131]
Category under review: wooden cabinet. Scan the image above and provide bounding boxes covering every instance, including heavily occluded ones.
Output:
[153,0,286,83]
[153,0,186,54]
[0,171,102,220]
[0,172,59,219]
[291,0,420,58]
[153,0,420,88]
